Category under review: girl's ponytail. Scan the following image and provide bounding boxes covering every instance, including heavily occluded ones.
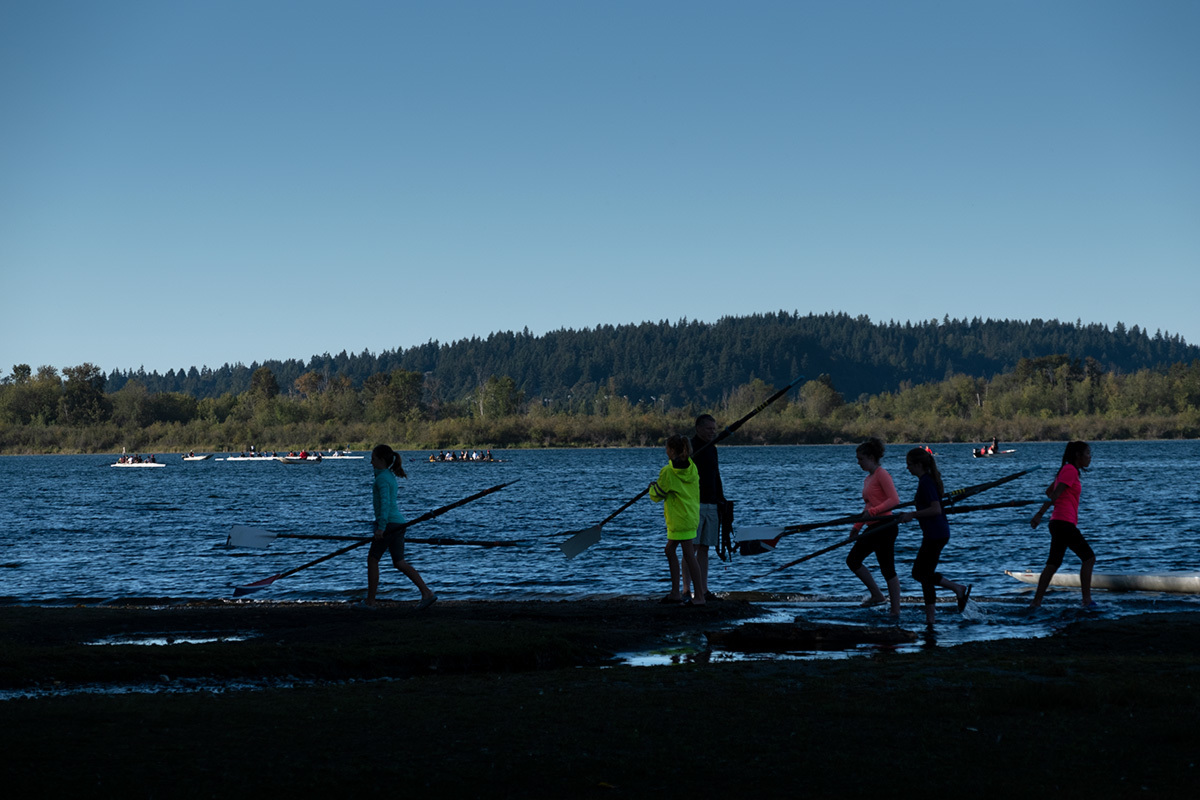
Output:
[372,444,407,478]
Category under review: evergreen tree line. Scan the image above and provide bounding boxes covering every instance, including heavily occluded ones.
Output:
[1,354,1197,454]
[78,312,1197,407]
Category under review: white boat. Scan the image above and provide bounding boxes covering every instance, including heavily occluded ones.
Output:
[277,456,322,464]
[111,461,165,468]
[319,452,363,459]
[222,455,278,462]
[182,454,213,461]
[1006,569,1200,594]
[973,448,1016,458]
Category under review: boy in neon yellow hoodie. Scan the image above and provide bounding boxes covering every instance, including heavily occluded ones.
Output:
[649,434,706,605]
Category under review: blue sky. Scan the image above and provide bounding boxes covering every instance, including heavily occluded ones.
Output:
[2,1,1197,378]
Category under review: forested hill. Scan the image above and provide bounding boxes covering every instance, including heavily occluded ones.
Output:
[104,312,1197,405]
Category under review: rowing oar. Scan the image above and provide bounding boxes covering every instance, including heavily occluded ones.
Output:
[735,468,1037,550]
[227,526,525,549]
[231,480,517,596]
[750,498,1039,580]
[558,376,804,559]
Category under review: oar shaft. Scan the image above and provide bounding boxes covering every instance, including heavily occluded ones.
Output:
[562,377,802,543]
[754,494,1039,579]
[234,480,517,593]
[775,469,1034,539]
[273,533,524,547]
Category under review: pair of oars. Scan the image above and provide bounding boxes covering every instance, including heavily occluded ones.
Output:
[744,468,1037,580]
[558,377,803,559]
[230,480,518,597]
[228,527,525,550]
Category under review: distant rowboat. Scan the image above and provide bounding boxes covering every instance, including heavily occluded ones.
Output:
[111,461,165,468]
[182,454,213,461]
[1006,570,1200,594]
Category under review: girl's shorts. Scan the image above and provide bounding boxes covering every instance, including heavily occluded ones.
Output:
[368,522,407,562]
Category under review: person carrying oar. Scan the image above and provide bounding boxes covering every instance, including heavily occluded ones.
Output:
[650,434,704,605]
[844,438,902,616]
[365,444,437,610]
[896,448,970,626]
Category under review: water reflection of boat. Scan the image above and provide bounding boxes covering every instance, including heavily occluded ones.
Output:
[1005,570,1200,594]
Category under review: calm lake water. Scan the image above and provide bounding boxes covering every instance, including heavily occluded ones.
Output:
[3,442,1199,654]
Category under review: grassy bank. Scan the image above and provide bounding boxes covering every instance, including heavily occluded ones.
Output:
[2,602,1198,797]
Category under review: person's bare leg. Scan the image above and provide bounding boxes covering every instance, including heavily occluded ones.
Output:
[366,558,381,605]
[853,566,886,606]
[1080,556,1095,606]
[397,559,433,599]
[885,575,901,617]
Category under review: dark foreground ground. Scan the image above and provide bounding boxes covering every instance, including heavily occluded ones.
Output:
[2,599,1198,798]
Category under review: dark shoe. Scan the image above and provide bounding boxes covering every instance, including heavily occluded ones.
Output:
[704,591,724,602]
[659,594,684,604]
[957,584,972,613]
[415,594,438,611]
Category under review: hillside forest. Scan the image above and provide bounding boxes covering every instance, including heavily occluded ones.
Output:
[2,313,1198,454]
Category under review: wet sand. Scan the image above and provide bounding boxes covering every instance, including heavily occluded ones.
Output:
[2,599,1198,797]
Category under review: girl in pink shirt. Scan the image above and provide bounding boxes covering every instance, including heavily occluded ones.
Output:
[845,438,902,616]
[1027,441,1096,610]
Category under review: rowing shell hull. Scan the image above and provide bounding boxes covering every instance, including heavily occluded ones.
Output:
[1006,570,1200,594]
[973,449,1016,458]
[111,462,165,468]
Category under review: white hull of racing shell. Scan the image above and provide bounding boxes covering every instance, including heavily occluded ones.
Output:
[1006,570,1200,594]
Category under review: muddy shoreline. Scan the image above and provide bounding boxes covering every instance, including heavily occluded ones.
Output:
[3,601,1199,797]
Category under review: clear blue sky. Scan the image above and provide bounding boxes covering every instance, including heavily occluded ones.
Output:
[2,1,1197,377]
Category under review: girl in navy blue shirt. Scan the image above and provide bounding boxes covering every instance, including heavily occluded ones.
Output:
[897,448,970,625]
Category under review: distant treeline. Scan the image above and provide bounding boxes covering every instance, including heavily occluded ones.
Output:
[76,312,1198,406]
[2,352,1198,454]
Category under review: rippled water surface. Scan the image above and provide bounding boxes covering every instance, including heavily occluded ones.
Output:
[3,442,1199,651]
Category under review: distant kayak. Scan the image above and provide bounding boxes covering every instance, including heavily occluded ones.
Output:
[1006,570,1200,594]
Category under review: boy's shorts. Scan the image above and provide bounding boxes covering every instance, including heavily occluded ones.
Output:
[695,503,720,546]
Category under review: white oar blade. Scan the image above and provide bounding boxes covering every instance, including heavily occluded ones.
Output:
[735,526,787,542]
[560,526,601,559]
[228,525,278,550]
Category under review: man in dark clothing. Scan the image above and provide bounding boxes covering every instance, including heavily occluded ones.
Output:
[684,414,725,601]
